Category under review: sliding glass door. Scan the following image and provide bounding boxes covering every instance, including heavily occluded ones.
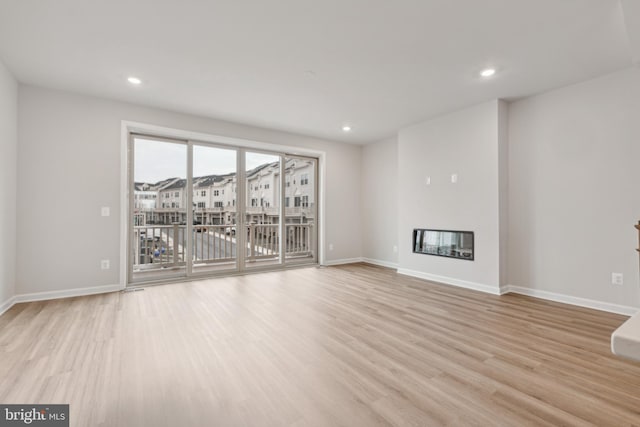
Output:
[284,155,317,265]
[191,144,238,274]
[244,151,281,269]
[128,135,318,285]
[130,136,188,282]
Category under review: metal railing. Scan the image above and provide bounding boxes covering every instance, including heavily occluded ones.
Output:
[285,224,313,258]
[133,224,186,270]
[246,224,279,261]
[133,222,314,271]
[192,225,237,265]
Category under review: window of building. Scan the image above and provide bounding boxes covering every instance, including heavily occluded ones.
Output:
[302,195,309,207]
[301,173,309,185]
[264,183,269,189]
[174,192,179,197]
[197,202,205,208]
[201,190,206,196]
[294,196,301,207]
[214,201,223,208]
[213,190,220,196]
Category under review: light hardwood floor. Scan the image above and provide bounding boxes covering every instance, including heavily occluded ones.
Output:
[1,263,639,426]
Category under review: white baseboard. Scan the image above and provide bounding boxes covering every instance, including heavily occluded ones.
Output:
[361,258,399,269]
[0,283,123,318]
[0,295,16,317]
[397,268,501,295]
[323,257,364,266]
[501,285,640,316]
[13,283,123,304]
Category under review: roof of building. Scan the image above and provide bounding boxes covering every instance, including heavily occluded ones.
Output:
[162,179,187,190]
[195,175,226,188]
[136,161,310,192]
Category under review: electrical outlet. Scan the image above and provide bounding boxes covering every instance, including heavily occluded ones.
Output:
[451,173,458,183]
[425,176,431,185]
[101,260,110,270]
[329,244,334,251]
[101,207,110,217]
[612,273,623,286]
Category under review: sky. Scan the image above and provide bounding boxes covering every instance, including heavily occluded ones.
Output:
[134,138,279,183]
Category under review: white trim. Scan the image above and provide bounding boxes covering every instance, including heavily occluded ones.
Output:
[120,124,129,289]
[0,296,16,317]
[13,284,123,304]
[120,120,328,280]
[318,153,326,266]
[501,285,640,316]
[323,257,364,266]
[123,121,327,158]
[361,258,399,269]
[397,268,502,295]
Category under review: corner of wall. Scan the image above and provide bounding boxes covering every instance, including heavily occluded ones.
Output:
[497,99,509,287]
[360,136,399,266]
[0,58,18,315]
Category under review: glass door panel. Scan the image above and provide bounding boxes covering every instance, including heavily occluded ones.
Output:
[284,156,317,264]
[191,145,238,273]
[129,137,319,285]
[131,137,188,282]
[244,152,281,268]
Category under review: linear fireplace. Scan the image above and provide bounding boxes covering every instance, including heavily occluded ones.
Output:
[413,229,474,261]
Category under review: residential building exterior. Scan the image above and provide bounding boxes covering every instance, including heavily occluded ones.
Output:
[133,159,315,227]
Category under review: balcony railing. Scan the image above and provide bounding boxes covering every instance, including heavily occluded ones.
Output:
[245,223,314,260]
[133,222,314,271]
[138,204,315,219]
[134,224,187,270]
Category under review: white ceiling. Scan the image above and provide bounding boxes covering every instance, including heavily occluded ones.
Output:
[0,0,638,144]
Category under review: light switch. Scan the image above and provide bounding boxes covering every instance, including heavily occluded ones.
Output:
[451,174,458,184]
[101,207,110,217]
[425,176,431,185]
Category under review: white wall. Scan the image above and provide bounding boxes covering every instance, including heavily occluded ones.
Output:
[11,68,640,314]
[498,101,509,287]
[508,68,640,309]
[17,85,362,294]
[397,100,506,294]
[361,137,398,267]
[0,60,17,311]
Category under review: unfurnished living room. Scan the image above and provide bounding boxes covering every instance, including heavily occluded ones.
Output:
[1,0,640,426]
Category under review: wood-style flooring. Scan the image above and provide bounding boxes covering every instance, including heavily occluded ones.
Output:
[1,263,639,426]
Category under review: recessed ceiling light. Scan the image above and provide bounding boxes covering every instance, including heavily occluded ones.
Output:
[480,68,496,78]
[342,125,352,132]
[127,76,142,85]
